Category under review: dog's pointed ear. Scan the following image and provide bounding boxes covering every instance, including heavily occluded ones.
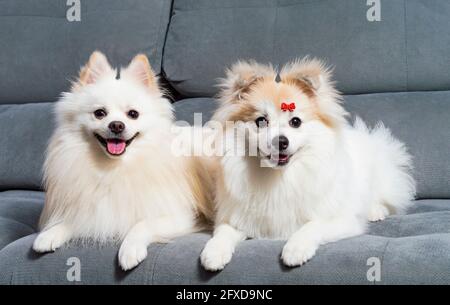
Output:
[123,54,158,90]
[280,57,331,92]
[281,58,347,128]
[219,61,274,102]
[78,51,113,86]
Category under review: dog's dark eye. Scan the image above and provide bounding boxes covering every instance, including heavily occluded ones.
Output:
[255,116,269,128]
[127,110,139,120]
[94,109,107,119]
[289,117,302,128]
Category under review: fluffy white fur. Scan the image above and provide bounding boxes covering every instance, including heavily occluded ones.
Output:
[201,58,416,271]
[33,51,212,271]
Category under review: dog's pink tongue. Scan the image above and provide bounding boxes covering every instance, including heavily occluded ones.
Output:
[106,139,126,155]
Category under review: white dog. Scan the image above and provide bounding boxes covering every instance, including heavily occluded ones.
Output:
[201,58,416,271]
[33,51,213,271]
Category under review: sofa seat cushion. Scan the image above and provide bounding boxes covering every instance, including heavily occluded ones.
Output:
[0,191,449,284]
[0,190,43,250]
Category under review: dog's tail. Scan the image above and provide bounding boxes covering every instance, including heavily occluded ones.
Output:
[354,118,416,215]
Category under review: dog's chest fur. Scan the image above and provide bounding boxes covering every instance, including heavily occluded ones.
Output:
[41,134,197,242]
[215,156,326,239]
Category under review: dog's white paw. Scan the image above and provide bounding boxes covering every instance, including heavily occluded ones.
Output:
[118,241,148,271]
[201,240,234,272]
[33,228,67,253]
[281,239,318,267]
[368,204,390,222]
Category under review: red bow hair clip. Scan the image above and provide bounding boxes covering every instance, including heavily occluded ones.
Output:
[281,102,296,112]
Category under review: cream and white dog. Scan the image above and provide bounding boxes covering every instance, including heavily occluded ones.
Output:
[33,51,213,271]
[200,58,416,271]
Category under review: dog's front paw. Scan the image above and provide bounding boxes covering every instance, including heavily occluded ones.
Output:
[368,204,390,222]
[33,228,67,253]
[281,239,318,267]
[118,241,148,271]
[201,240,234,272]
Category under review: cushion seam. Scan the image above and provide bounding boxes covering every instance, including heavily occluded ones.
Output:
[154,0,171,74]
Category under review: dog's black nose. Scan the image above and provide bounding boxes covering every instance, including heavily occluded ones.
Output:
[109,121,125,134]
[272,135,289,151]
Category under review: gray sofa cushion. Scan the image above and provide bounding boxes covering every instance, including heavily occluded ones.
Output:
[0,0,172,104]
[0,103,54,191]
[174,92,450,199]
[164,0,450,98]
[174,98,220,126]
[0,191,44,250]
[0,191,449,284]
[406,0,450,92]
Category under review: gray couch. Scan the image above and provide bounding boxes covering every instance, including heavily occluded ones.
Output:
[1,0,449,285]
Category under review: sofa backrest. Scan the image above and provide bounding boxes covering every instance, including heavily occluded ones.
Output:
[163,0,450,98]
[0,0,172,104]
[1,0,449,200]
[0,0,172,191]
[164,0,450,200]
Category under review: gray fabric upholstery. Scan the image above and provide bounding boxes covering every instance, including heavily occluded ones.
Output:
[1,0,449,285]
[0,191,449,284]
[406,0,450,92]
[0,103,54,191]
[0,0,172,104]
[174,92,450,199]
[0,191,44,250]
[174,98,220,126]
[164,0,450,98]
